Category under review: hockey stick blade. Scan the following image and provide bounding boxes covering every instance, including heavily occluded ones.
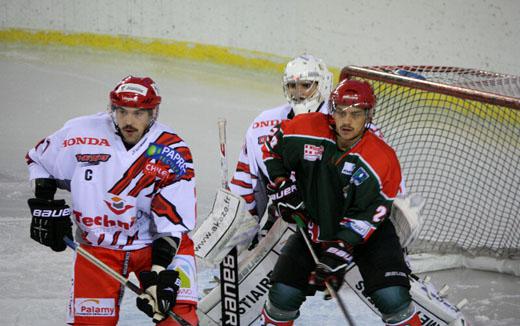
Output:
[63,237,192,326]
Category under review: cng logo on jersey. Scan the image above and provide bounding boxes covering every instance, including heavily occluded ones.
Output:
[104,196,134,215]
[74,298,115,317]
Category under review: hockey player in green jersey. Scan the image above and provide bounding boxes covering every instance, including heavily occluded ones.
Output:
[260,79,422,325]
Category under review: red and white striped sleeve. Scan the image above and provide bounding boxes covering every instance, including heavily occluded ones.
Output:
[229,135,262,221]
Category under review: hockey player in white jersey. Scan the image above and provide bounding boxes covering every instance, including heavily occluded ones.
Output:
[26,76,198,325]
[229,54,333,247]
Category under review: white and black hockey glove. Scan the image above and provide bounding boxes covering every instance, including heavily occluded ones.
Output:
[267,177,308,225]
[28,178,73,252]
[248,204,278,250]
[137,265,181,323]
[309,242,353,293]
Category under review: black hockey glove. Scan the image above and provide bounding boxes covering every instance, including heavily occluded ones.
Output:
[267,177,308,225]
[28,198,73,252]
[309,242,353,293]
[137,266,181,323]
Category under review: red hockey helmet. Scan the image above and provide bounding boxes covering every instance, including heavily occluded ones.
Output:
[329,79,376,119]
[109,76,161,109]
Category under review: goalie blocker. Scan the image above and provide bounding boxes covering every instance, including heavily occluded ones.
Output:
[192,188,258,266]
[195,194,468,325]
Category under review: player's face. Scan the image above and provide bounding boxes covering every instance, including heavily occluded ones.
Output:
[286,80,318,103]
[113,106,153,144]
[333,106,367,150]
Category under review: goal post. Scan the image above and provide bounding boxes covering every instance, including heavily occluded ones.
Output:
[340,65,520,276]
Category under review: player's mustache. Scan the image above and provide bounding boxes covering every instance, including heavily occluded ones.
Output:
[339,124,352,130]
[122,125,138,131]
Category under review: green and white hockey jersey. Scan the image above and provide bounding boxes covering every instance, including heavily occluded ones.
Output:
[263,112,402,246]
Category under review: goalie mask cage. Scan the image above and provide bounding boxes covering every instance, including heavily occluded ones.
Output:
[341,66,519,274]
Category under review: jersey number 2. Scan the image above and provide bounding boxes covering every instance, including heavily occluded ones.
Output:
[373,205,387,223]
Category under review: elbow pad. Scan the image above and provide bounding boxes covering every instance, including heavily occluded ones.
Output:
[152,236,180,268]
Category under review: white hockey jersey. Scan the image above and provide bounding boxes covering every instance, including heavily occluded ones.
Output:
[26,112,196,251]
[229,102,329,220]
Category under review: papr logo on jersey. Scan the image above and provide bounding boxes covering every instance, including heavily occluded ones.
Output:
[104,196,134,215]
[303,144,324,161]
[145,143,187,177]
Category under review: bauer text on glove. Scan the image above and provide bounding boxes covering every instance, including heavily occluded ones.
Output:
[309,242,353,292]
[267,177,307,224]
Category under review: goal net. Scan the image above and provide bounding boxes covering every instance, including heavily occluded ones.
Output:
[341,66,520,273]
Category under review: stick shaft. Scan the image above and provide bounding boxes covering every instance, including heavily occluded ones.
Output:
[216,118,241,325]
[217,118,228,189]
[295,224,355,325]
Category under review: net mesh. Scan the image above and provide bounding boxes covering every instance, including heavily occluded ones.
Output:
[344,66,520,259]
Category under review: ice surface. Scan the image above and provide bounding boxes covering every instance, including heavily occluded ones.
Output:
[0,44,518,325]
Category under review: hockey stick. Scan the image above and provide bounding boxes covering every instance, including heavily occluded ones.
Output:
[63,237,192,326]
[292,216,356,326]
[217,117,241,326]
[218,118,229,190]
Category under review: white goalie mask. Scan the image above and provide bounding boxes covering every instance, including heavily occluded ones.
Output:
[282,54,333,115]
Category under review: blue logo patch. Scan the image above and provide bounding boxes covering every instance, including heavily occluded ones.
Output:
[351,167,369,186]
[145,143,186,177]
